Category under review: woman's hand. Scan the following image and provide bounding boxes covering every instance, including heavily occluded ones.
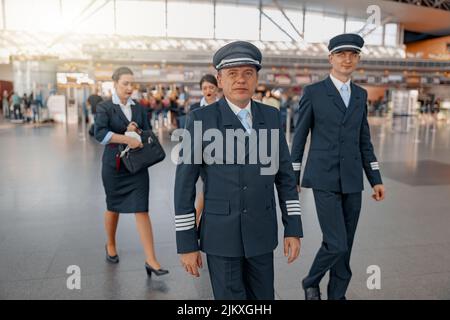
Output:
[127,136,143,149]
[126,121,139,132]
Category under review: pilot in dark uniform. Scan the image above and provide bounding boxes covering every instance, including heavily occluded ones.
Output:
[174,41,303,300]
[291,33,386,300]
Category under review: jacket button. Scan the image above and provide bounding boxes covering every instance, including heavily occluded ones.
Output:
[341,157,345,161]
[243,209,247,213]
[243,186,248,190]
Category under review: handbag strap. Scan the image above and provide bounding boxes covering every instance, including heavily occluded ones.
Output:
[119,145,130,158]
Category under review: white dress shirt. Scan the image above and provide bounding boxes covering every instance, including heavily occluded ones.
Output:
[112,89,135,122]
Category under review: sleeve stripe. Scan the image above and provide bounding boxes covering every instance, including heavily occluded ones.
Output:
[175,216,196,223]
[176,225,195,231]
[175,212,195,220]
[286,200,300,204]
[288,211,301,216]
[176,221,196,228]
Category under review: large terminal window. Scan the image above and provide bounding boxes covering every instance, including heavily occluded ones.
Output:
[167,1,214,38]
[384,23,399,47]
[304,12,344,43]
[261,7,303,42]
[5,0,61,32]
[215,3,259,40]
[116,0,166,36]
[0,0,401,48]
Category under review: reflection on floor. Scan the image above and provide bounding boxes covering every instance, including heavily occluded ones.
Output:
[0,114,450,300]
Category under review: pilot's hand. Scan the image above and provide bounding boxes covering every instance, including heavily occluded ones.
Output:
[284,237,301,264]
[372,184,385,201]
[180,251,203,277]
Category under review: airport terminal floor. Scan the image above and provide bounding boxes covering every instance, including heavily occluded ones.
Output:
[1,114,450,300]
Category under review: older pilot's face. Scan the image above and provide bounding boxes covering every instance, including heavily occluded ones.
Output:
[329,50,360,77]
[217,65,258,108]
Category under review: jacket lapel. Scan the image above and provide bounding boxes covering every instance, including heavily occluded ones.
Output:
[247,100,266,158]
[324,76,347,114]
[131,103,138,123]
[113,103,131,127]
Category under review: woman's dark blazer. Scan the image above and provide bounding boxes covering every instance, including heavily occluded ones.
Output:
[94,100,151,168]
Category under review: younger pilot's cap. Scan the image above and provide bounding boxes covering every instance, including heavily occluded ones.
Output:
[328,33,364,54]
[213,41,262,71]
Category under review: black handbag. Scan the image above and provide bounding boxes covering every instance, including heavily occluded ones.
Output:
[118,128,166,174]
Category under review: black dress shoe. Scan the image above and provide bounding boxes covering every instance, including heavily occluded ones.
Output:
[304,287,321,300]
[145,262,169,277]
[105,245,119,264]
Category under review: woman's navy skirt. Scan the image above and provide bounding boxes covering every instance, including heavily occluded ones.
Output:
[102,163,149,213]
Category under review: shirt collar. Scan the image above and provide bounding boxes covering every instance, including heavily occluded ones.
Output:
[329,73,351,92]
[200,96,219,107]
[112,88,135,107]
[225,97,252,117]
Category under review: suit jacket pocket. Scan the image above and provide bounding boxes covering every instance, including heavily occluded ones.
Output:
[204,199,230,215]
[309,142,330,151]
[308,150,332,172]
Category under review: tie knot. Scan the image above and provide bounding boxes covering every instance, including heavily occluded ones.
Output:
[238,109,249,120]
[341,84,349,92]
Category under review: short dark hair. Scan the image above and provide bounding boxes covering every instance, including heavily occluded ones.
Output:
[112,67,134,82]
[199,74,218,89]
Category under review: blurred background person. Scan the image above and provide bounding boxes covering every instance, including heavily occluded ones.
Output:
[189,74,219,113]
[2,90,9,119]
[87,90,103,136]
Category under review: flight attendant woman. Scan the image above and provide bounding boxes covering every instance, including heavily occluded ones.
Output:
[95,66,168,277]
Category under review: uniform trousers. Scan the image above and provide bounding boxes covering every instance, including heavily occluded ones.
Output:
[302,189,362,300]
[206,252,274,300]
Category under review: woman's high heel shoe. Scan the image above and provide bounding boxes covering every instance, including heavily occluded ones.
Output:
[105,245,119,264]
[145,262,169,277]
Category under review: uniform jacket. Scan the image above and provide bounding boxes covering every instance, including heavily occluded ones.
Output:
[291,76,382,194]
[174,97,303,258]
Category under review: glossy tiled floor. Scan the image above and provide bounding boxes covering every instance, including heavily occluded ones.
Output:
[1,114,450,300]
